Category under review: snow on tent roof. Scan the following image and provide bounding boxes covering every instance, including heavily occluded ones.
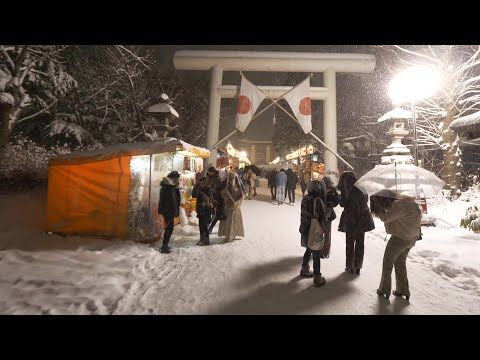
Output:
[49,138,209,166]
[450,111,480,132]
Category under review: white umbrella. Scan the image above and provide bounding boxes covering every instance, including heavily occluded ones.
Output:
[354,163,445,198]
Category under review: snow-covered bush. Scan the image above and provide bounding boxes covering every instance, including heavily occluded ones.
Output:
[460,205,480,233]
[0,136,101,192]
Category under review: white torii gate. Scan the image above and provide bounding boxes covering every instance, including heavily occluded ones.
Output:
[173,50,376,179]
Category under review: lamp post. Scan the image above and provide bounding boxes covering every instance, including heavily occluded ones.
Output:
[410,101,418,166]
[388,66,441,167]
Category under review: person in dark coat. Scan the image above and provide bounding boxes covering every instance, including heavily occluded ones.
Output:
[299,179,328,287]
[337,171,375,274]
[268,169,278,200]
[206,166,225,234]
[158,171,181,254]
[192,176,215,246]
[285,168,299,205]
[319,176,340,258]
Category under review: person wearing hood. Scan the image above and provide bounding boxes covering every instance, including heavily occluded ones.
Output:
[319,176,340,258]
[299,179,328,287]
[218,171,246,242]
[157,171,181,254]
[192,176,215,246]
[371,189,422,301]
[337,171,375,274]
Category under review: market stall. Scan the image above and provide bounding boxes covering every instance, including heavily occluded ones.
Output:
[215,142,251,176]
[46,138,209,242]
[285,144,325,179]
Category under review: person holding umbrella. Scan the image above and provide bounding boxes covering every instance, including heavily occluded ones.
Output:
[370,189,422,301]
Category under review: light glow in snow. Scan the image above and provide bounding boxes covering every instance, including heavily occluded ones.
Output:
[389,66,442,104]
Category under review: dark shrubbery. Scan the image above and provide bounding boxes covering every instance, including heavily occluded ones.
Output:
[0,136,100,193]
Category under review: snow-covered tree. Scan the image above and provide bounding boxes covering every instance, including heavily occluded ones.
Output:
[59,46,209,147]
[381,45,480,198]
[0,45,77,147]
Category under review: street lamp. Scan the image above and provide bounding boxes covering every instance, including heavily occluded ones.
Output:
[388,66,441,167]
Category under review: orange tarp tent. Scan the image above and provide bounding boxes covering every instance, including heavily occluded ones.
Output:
[46,138,209,239]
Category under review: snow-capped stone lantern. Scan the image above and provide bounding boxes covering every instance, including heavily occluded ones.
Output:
[146,93,179,139]
[378,107,414,165]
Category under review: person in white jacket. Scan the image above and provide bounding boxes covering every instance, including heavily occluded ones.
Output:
[370,189,422,301]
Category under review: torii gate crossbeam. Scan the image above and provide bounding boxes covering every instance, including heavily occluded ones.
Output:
[173,50,376,180]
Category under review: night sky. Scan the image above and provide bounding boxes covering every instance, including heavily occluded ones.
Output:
[151,45,392,142]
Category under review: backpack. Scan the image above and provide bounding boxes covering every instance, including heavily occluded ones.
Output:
[307,197,325,251]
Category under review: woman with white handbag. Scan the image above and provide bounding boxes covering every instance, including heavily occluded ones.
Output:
[299,179,328,287]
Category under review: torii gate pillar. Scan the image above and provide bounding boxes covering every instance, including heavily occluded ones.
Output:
[324,68,337,178]
[206,64,223,166]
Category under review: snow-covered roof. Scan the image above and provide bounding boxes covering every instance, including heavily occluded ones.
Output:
[146,103,179,118]
[49,138,209,166]
[342,135,369,142]
[450,111,480,132]
[377,107,412,123]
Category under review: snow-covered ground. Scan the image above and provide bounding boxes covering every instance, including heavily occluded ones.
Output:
[0,180,479,314]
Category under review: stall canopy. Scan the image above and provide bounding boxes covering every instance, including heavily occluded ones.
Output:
[46,138,209,239]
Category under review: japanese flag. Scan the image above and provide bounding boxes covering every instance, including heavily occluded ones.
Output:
[235,75,267,133]
[283,77,312,134]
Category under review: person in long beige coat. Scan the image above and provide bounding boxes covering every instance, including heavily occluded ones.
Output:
[218,172,246,242]
[370,189,422,301]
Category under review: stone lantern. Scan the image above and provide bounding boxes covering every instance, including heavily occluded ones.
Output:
[146,93,179,139]
[378,107,414,165]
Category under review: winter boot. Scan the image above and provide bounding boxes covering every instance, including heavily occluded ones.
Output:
[160,246,172,254]
[196,235,205,246]
[300,265,313,278]
[376,289,390,300]
[392,290,410,301]
[313,274,326,287]
[199,235,210,246]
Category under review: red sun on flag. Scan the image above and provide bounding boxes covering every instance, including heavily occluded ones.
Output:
[237,95,251,114]
[299,97,312,116]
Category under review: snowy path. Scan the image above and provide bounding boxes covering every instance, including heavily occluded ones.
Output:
[0,181,479,314]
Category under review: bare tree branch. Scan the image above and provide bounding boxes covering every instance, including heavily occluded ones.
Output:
[17,100,58,124]
[0,45,16,75]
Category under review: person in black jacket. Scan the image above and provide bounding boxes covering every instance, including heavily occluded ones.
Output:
[319,176,340,258]
[299,179,328,287]
[158,171,181,254]
[337,171,375,274]
[285,168,298,205]
[192,176,215,246]
[268,169,278,200]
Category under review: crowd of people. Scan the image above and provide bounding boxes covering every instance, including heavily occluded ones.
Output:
[157,166,422,300]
